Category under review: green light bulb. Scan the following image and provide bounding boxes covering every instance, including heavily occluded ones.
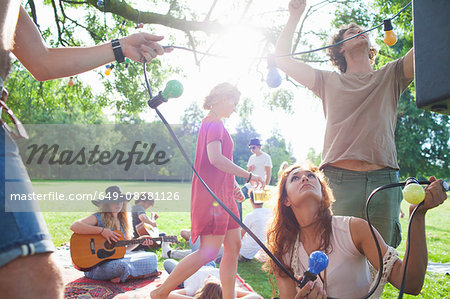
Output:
[162,80,183,99]
[403,183,425,204]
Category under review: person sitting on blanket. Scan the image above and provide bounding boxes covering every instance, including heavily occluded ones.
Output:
[132,192,158,239]
[70,186,158,283]
[131,192,161,251]
[265,162,447,298]
[163,259,261,298]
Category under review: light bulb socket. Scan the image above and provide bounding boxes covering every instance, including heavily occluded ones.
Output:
[405,177,419,186]
[298,271,317,289]
[383,19,393,31]
[267,54,277,68]
[148,91,167,109]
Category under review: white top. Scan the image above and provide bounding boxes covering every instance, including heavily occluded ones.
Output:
[245,151,272,188]
[285,216,372,298]
[184,266,220,296]
[240,208,272,259]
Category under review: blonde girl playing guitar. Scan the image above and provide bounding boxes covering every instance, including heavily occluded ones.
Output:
[70,186,157,283]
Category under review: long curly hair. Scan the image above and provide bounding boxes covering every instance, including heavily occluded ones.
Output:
[327,23,377,73]
[265,162,335,278]
[99,202,132,240]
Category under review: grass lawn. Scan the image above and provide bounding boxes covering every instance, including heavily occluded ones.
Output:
[39,180,449,299]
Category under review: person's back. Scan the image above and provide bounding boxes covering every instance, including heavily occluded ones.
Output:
[239,198,272,261]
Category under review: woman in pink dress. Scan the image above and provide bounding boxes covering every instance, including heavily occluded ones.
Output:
[151,83,264,299]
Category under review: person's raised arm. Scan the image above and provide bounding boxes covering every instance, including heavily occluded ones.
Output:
[207,140,265,188]
[275,0,315,90]
[12,6,171,81]
[352,178,447,295]
[403,48,414,79]
[388,177,447,294]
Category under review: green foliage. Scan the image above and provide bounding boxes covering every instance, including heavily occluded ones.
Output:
[306,147,322,166]
[263,131,295,184]
[181,102,205,135]
[5,62,107,124]
[264,89,295,114]
[232,122,259,184]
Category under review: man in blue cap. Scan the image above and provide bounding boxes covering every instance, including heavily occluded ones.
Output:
[237,138,272,219]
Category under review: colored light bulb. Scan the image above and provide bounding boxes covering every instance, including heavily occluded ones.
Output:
[266,55,282,88]
[68,77,74,86]
[161,80,183,99]
[383,19,397,46]
[105,68,111,76]
[308,251,329,275]
[403,178,425,204]
[97,0,103,7]
[138,23,144,28]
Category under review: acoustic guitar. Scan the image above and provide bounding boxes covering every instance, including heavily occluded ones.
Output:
[135,222,178,249]
[70,230,178,271]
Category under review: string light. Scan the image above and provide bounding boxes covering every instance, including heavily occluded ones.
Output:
[97,0,103,7]
[383,19,397,46]
[105,64,114,76]
[68,76,74,86]
[266,55,282,88]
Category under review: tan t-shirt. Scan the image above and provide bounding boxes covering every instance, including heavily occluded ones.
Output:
[311,58,413,169]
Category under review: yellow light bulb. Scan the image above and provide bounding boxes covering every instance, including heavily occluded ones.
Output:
[384,30,397,46]
[402,183,425,204]
[105,68,111,76]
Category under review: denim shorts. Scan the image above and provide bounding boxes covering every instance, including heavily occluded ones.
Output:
[322,165,402,248]
[0,129,54,267]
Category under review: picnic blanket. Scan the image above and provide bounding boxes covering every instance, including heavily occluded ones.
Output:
[55,245,257,299]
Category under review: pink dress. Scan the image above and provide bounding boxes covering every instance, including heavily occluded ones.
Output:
[190,116,239,243]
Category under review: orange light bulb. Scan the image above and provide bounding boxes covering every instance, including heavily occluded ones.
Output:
[383,19,397,46]
[384,30,397,46]
[68,77,74,86]
[105,68,111,76]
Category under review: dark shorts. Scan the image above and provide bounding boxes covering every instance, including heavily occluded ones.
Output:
[323,165,402,248]
[0,129,54,267]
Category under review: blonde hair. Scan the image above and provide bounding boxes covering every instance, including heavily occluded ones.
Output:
[193,277,222,299]
[203,82,240,110]
[99,203,132,240]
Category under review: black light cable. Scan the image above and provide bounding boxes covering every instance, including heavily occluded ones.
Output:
[142,62,302,286]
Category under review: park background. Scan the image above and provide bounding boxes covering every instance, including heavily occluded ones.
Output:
[5,0,450,298]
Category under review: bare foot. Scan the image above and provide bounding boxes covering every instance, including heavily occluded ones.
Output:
[110,277,121,283]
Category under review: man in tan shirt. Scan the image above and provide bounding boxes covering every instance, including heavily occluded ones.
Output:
[275,0,414,247]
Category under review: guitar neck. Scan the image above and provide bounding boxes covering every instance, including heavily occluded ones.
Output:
[115,236,171,247]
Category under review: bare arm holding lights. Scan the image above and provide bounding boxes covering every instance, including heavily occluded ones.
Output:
[351,177,447,295]
[275,0,316,90]
[12,6,172,81]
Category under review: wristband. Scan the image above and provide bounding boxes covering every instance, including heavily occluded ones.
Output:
[111,39,125,63]
[247,172,253,183]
